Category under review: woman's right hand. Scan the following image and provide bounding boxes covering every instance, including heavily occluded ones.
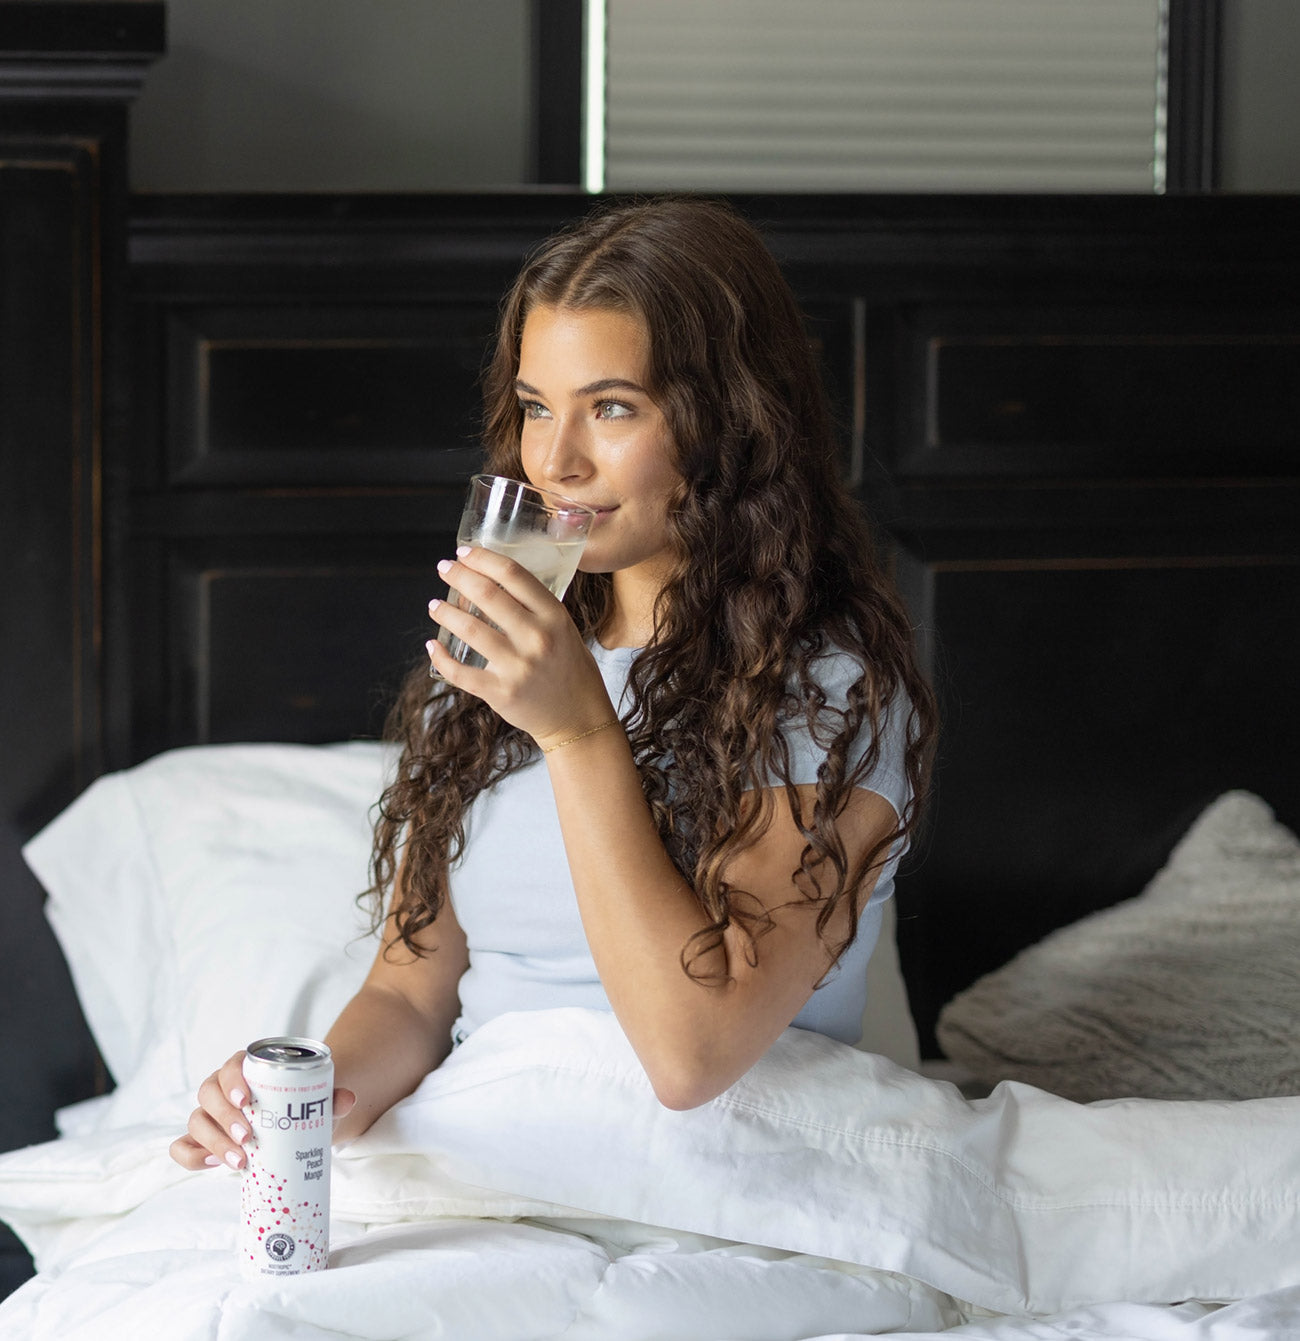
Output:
[168,1051,357,1171]
[169,1051,253,1171]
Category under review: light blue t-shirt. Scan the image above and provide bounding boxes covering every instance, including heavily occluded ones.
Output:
[449,641,910,1046]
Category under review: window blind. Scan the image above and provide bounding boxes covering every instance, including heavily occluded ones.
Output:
[595,0,1164,193]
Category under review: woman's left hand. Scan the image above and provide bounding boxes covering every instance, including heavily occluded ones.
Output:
[427,546,616,749]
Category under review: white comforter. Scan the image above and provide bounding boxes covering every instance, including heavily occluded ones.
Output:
[2,1008,1299,1341]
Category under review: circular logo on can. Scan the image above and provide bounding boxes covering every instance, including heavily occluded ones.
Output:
[264,1232,296,1263]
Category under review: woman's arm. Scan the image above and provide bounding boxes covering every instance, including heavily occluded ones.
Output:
[170,874,468,1169]
[545,737,896,1109]
[325,897,468,1145]
[429,548,895,1110]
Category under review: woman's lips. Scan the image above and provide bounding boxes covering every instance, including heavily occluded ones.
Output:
[556,503,614,535]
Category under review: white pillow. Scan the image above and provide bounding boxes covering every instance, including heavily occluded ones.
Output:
[23,740,920,1129]
[936,791,1300,1101]
[23,742,393,1126]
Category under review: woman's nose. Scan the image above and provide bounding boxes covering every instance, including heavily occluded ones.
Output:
[537,416,591,485]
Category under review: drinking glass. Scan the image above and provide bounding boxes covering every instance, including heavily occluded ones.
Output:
[433,474,597,674]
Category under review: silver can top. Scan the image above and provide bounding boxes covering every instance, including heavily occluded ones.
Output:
[246,1037,331,1068]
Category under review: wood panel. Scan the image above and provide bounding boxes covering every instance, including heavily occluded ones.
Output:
[918,325,1300,477]
[162,305,494,487]
[167,542,449,747]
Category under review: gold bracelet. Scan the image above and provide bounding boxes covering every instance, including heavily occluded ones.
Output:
[540,719,621,754]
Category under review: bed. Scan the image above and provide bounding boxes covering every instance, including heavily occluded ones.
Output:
[4,30,1300,1334]
[2,740,1300,1339]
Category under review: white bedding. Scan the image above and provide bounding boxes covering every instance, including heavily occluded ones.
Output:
[3,1008,1299,1341]
[9,745,1300,1338]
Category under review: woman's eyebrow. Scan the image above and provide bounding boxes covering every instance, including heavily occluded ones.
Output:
[514,377,647,397]
[577,377,647,396]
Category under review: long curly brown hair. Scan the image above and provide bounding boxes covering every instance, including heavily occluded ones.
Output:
[370,196,937,979]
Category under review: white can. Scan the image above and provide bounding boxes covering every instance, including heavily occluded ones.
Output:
[239,1037,333,1277]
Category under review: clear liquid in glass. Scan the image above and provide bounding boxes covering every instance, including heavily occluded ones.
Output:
[438,524,588,670]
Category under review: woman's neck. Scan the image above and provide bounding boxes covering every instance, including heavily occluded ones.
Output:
[597,610,649,651]
[600,570,664,649]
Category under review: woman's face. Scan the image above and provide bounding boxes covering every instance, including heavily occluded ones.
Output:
[516,304,682,586]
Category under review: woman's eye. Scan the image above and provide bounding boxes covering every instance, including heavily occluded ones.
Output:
[595,400,632,420]
[519,399,551,420]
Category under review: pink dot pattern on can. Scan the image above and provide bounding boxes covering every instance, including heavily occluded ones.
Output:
[239,1159,328,1273]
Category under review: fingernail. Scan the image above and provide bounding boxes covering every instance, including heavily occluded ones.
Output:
[427,598,441,614]
[231,1123,248,1144]
[425,640,437,659]
[204,1155,221,1167]
[437,559,452,575]
[455,545,471,557]
[225,1150,243,1169]
[229,1088,245,1107]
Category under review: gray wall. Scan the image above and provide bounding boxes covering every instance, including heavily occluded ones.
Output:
[1219,0,1300,192]
[128,0,1298,193]
[129,0,531,191]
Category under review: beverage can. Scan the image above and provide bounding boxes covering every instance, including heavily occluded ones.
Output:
[239,1037,333,1277]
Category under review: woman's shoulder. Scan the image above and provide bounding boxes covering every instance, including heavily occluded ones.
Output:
[780,642,913,801]
[802,643,865,694]
[796,642,907,714]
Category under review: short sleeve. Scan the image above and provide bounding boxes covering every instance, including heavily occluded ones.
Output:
[775,650,911,822]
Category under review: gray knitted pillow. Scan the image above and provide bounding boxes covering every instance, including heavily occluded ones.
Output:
[936,792,1300,1102]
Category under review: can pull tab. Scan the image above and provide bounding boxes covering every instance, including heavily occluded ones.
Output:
[261,1044,316,1062]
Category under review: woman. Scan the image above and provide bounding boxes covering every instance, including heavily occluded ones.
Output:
[171,196,937,1172]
